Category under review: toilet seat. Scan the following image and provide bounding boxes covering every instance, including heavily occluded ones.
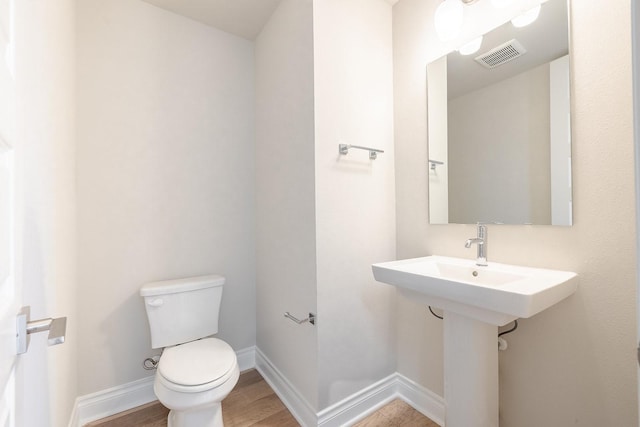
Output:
[157,338,237,393]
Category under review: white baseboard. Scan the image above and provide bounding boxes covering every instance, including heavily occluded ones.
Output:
[395,373,445,426]
[69,346,257,427]
[256,347,445,427]
[317,374,398,427]
[72,375,156,427]
[69,345,444,427]
[316,373,444,427]
[236,346,256,372]
[254,347,318,427]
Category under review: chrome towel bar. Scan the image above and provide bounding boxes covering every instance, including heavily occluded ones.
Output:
[429,159,444,170]
[339,144,384,160]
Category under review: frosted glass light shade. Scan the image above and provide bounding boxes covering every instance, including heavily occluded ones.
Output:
[435,0,464,42]
[458,36,483,55]
[490,0,515,8]
[511,4,541,27]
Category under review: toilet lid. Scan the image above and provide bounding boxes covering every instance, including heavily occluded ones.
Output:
[158,338,236,386]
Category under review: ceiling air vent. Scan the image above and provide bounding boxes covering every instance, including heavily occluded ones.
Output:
[474,39,527,69]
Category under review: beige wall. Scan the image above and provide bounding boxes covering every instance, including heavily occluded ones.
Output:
[255,0,319,411]
[26,0,638,424]
[313,0,397,409]
[394,0,637,425]
[76,0,256,395]
[14,0,78,425]
[256,0,397,412]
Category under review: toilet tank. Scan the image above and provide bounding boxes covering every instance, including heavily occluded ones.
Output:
[140,274,225,349]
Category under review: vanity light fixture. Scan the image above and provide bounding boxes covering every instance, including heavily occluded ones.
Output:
[458,35,483,55]
[434,0,465,41]
[511,4,541,27]
[435,0,543,42]
[490,0,515,8]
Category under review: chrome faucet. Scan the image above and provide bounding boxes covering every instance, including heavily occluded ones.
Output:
[465,223,488,266]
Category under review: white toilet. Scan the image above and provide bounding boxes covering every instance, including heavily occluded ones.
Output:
[140,274,239,427]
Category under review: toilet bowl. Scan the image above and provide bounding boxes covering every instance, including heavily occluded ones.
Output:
[154,338,239,427]
[140,275,239,427]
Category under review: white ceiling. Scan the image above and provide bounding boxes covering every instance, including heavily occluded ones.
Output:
[142,0,399,40]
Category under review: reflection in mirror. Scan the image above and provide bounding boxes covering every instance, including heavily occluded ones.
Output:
[427,0,572,226]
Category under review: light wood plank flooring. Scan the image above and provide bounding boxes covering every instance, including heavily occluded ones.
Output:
[353,399,439,427]
[85,369,438,427]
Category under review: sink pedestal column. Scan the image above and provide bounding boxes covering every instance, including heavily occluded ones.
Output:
[443,311,499,427]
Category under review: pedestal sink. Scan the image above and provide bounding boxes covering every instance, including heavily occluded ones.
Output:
[372,256,578,427]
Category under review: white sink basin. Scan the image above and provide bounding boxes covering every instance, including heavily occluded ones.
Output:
[372,255,578,325]
[373,255,578,426]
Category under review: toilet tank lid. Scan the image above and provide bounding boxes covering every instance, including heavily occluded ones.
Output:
[140,274,225,297]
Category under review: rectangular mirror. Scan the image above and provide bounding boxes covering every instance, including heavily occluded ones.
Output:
[427,0,572,226]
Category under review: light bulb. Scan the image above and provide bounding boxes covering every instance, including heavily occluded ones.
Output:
[458,36,483,55]
[435,0,464,42]
[511,4,541,28]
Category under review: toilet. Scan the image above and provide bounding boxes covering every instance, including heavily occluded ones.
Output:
[140,274,239,427]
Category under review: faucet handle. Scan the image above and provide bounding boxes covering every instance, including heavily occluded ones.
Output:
[476,223,487,238]
[468,223,488,266]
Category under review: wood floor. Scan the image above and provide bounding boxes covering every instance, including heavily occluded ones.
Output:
[85,369,439,427]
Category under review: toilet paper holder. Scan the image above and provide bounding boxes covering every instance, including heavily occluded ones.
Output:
[284,312,316,325]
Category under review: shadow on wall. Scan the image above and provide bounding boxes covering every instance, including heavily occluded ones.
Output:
[102,290,159,384]
[318,280,397,408]
[497,288,608,425]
